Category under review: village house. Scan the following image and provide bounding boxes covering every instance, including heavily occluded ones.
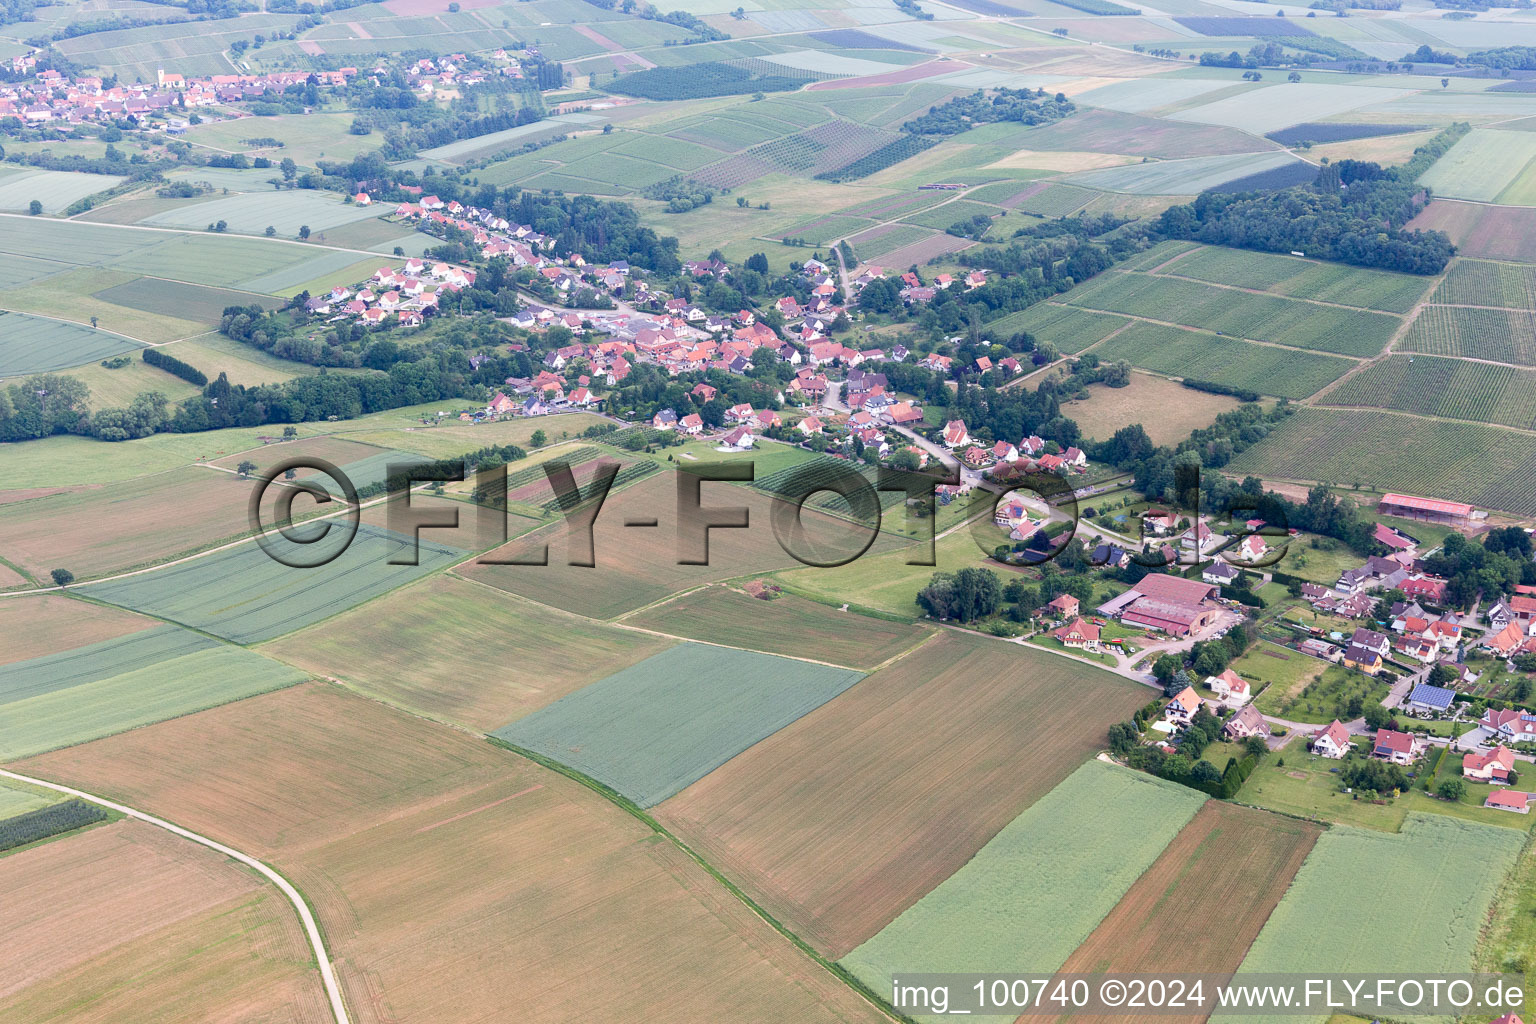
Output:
[1486,790,1532,814]
[1206,668,1251,708]
[1311,720,1353,759]
[1403,681,1455,717]
[1045,594,1080,620]
[1164,686,1201,726]
[1482,708,1536,744]
[1052,617,1101,652]
[1371,728,1421,765]
[1223,704,1270,742]
[942,419,969,448]
[1464,745,1516,784]
[1203,561,1241,587]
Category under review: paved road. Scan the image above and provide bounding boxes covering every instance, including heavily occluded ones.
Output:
[0,767,350,1024]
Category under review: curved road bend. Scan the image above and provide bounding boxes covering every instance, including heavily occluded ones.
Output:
[0,767,351,1024]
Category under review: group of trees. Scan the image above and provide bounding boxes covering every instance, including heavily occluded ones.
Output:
[916,567,1003,621]
[1422,530,1536,608]
[1154,124,1467,275]
[902,87,1074,136]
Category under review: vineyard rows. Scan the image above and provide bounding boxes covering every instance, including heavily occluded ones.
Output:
[1065,272,1398,357]
[986,303,1130,353]
[1163,246,1432,314]
[1400,306,1536,366]
[815,134,936,183]
[1324,355,1536,430]
[1227,408,1536,517]
[1429,258,1536,310]
[692,120,898,188]
[1092,320,1355,399]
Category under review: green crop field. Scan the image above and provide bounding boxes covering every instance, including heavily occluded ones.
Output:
[1011,182,1099,218]
[1323,355,1536,431]
[841,760,1207,1011]
[0,170,124,213]
[985,302,1130,353]
[0,217,156,264]
[1093,321,1357,400]
[140,191,380,238]
[1430,258,1536,309]
[493,642,865,807]
[1227,407,1536,517]
[1212,814,1522,1024]
[104,233,328,292]
[899,198,1001,231]
[0,625,219,707]
[1162,246,1433,314]
[625,587,929,670]
[91,278,278,323]
[0,779,59,821]
[1065,272,1399,357]
[0,310,143,375]
[1400,305,1536,366]
[0,644,305,760]
[1065,151,1306,195]
[85,524,466,645]
[1417,128,1536,203]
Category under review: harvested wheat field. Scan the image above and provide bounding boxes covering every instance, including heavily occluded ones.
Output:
[265,574,675,731]
[0,818,329,1023]
[18,683,889,1024]
[0,594,159,665]
[1053,802,1321,1024]
[654,632,1148,957]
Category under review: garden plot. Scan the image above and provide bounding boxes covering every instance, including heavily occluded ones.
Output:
[494,642,864,807]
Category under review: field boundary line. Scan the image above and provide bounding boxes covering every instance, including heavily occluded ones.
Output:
[1063,303,1371,362]
[484,737,913,1024]
[0,305,149,347]
[0,766,351,1024]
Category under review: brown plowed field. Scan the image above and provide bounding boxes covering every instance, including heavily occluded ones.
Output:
[1408,200,1536,262]
[1051,801,1321,1024]
[0,819,329,1022]
[655,631,1149,958]
[18,683,889,1024]
[0,593,158,665]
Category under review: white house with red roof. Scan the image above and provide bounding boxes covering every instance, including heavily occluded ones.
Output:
[720,426,754,451]
[1052,617,1100,651]
[678,412,703,434]
[1165,686,1202,725]
[942,419,969,448]
[1234,534,1268,562]
[1371,728,1422,765]
[1205,668,1251,708]
[1482,708,1536,743]
[1312,719,1352,759]
[1464,745,1516,784]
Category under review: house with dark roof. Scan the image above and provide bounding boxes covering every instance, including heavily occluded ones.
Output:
[1223,704,1270,741]
[1404,682,1455,716]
